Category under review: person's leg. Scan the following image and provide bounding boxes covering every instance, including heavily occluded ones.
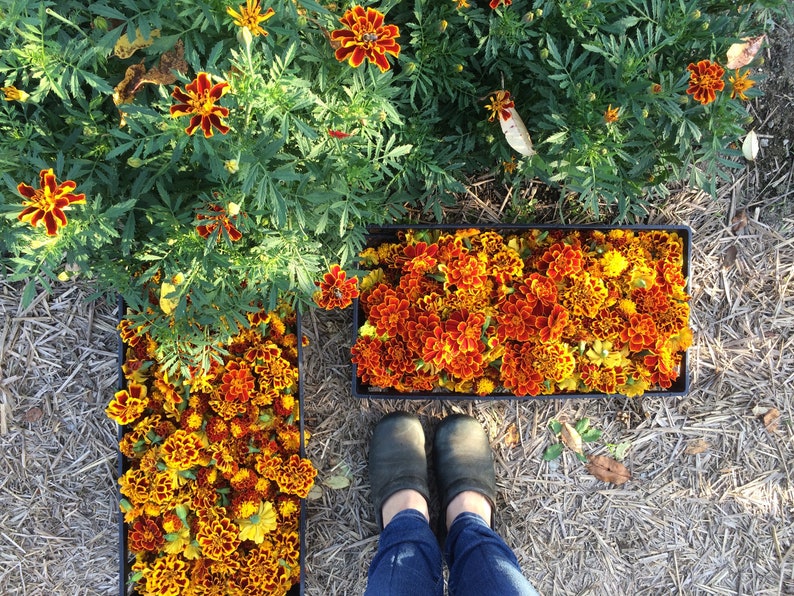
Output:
[365,413,442,596]
[445,510,539,596]
[434,415,539,596]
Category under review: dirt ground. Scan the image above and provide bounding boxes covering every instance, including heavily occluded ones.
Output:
[0,18,792,596]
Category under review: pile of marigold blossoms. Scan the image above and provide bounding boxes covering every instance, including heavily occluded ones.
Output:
[110,304,316,596]
[352,228,692,397]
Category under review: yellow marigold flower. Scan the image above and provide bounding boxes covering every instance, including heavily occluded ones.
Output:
[236,501,278,543]
[585,340,623,368]
[454,0,471,8]
[227,0,275,37]
[600,249,629,277]
[604,104,620,123]
[630,265,655,289]
[2,85,30,102]
[503,156,517,174]
[279,498,299,520]
[163,526,191,555]
[729,69,755,100]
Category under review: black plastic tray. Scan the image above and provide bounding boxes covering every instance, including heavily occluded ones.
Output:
[116,303,306,596]
[352,224,691,400]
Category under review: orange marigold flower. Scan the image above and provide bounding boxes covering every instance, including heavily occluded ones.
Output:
[170,72,231,137]
[330,6,401,73]
[368,294,410,337]
[226,0,275,37]
[422,326,456,369]
[160,429,205,471]
[621,313,658,352]
[563,271,608,318]
[532,342,576,383]
[274,454,317,498]
[440,252,488,291]
[399,241,439,274]
[535,304,569,343]
[17,168,86,236]
[220,361,255,402]
[313,264,359,310]
[501,342,545,396]
[686,60,725,105]
[445,310,486,353]
[651,83,663,94]
[579,362,626,394]
[604,104,620,123]
[129,517,165,553]
[485,90,514,122]
[496,296,536,342]
[538,243,583,282]
[144,554,191,596]
[729,69,755,100]
[196,203,243,242]
[196,516,240,560]
[2,85,30,102]
[106,383,148,425]
[446,349,486,381]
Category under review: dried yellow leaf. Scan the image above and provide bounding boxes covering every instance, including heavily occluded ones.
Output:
[114,28,161,59]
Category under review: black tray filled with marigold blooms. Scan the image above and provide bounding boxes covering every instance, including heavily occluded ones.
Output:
[346,225,692,400]
[112,302,315,596]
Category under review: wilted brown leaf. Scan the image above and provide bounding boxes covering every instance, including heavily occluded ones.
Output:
[723,245,738,269]
[762,408,781,433]
[586,454,631,485]
[323,475,351,490]
[23,407,43,423]
[504,423,520,448]
[114,28,161,59]
[725,35,766,70]
[684,438,710,455]
[560,421,583,455]
[731,210,748,235]
[113,62,147,106]
[141,39,187,86]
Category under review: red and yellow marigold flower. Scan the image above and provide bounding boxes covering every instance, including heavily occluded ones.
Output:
[485,90,514,122]
[313,264,359,310]
[368,294,410,337]
[330,6,401,73]
[129,517,165,552]
[440,252,488,291]
[226,0,275,37]
[170,72,231,137]
[160,429,205,471]
[106,383,148,425]
[686,60,725,105]
[196,515,240,560]
[621,313,659,351]
[603,104,620,123]
[563,271,608,318]
[501,342,545,396]
[489,0,512,8]
[17,169,86,236]
[2,85,30,102]
[538,243,583,282]
[196,203,243,242]
[579,362,626,394]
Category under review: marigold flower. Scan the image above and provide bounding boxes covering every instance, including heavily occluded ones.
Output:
[160,429,205,471]
[17,169,86,236]
[686,60,726,105]
[489,0,512,8]
[220,361,255,402]
[563,271,608,318]
[651,83,663,94]
[129,517,165,552]
[600,249,629,277]
[621,313,658,351]
[227,0,275,37]
[196,203,243,242]
[728,69,754,100]
[604,104,620,123]
[313,264,359,310]
[106,383,148,425]
[579,362,626,394]
[236,501,278,543]
[2,85,30,102]
[170,72,231,137]
[196,515,240,560]
[328,129,352,138]
[538,243,583,282]
[331,6,401,73]
[485,90,514,122]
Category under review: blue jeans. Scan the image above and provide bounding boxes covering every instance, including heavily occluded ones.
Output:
[365,510,540,596]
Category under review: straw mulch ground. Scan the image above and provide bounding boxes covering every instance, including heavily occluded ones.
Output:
[1,37,793,596]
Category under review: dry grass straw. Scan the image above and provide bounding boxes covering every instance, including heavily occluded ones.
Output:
[0,282,119,595]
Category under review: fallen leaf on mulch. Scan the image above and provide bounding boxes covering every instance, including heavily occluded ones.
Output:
[731,210,749,235]
[586,454,631,485]
[323,475,351,490]
[762,408,781,433]
[306,485,324,501]
[684,438,710,455]
[23,407,43,423]
[504,423,520,448]
[723,245,738,269]
[560,421,583,455]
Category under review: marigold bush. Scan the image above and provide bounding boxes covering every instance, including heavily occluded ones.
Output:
[352,228,693,397]
[113,302,315,596]
[0,0,787,373]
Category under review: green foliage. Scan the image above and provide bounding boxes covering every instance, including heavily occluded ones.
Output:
[0,0,786,373]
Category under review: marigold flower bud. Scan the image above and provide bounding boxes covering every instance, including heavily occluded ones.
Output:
[691,9,701,19]
[224,159,239,174]
[454,64,464,72]
[237,25,253,48]
[438,20,448,32]
[540,48,550,60]
[127,157,144,168]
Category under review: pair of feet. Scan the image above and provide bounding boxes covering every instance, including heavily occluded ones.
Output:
[369,412,496,531]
